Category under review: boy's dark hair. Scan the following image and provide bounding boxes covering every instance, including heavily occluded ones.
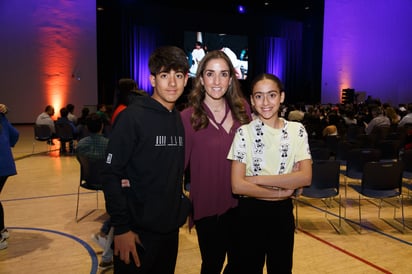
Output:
[149,46,189,76]
[86,113,103,133]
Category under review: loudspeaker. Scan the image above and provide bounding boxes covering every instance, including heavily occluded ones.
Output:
[342,88,355,104]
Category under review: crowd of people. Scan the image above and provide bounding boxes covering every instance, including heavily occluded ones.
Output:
[3,44,412,274]
[284,99,412,141]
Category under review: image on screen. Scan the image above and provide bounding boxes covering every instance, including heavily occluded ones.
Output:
[184,31,248,79]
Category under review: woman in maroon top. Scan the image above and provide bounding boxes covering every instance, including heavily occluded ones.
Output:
[181,50,251,274]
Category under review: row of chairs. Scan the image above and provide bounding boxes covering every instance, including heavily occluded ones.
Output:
[77,148,412,230]
[296,149,412,234]
[32,124,76,154]
[310,135,405,163]
[309,123,412,163]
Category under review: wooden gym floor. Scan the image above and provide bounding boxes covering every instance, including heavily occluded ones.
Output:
[0,125,412,274]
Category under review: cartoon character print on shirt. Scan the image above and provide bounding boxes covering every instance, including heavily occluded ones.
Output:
[252,157,262,173]
[234,127,247,161]
[298,125,305,138]
[254,139,264,154]
[298,124,311,156]
[253,121,265,154]
[278,125,290,175]
[251,121,265,175]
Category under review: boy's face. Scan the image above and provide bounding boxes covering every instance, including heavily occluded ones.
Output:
[150,69,188,110]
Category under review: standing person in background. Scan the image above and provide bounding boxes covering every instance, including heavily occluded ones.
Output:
[96,103,111,125]
[0,104,19,250]
[111,78,148,125]
[102,45,190,274]
[181,50,251,274]
[227,73,312,274]
[189,41,206,76]
[97,103,112,137]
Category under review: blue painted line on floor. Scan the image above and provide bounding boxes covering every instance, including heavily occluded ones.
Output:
[6,226,98,274]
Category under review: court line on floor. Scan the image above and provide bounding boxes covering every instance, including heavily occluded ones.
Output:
[298,228,392,273]
[298,199,412,246]
[2,192,97,202]
[7,226,98,274]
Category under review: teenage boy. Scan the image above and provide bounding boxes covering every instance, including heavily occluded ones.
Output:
[102,45,189,274]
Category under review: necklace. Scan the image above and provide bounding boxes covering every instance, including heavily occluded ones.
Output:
[203,101,230,127]
[212,107,225,112]
[209,103,225,113]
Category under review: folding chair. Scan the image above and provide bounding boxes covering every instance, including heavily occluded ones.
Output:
[32,124,53,154]
[342,148,381,200]
[349,161,404,233]
[295,160,343,233]
[75,155,105,222]
[55,123,75,153]
[401,149,412,197]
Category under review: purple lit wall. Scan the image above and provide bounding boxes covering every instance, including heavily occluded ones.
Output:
[322,0,412,106]
[0,0,97,123]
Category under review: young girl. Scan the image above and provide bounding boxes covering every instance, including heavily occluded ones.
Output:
[227,73,312,273]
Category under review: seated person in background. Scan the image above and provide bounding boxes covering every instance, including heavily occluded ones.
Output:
[35,105,56,144]
[364,105,390,135]
[399,103,412,127]
[77,107,90,126]
[35,105,56,133]
[76,113,112,270]
[322,124,338,136]
[66,103,78,125]
[76,107,90,140]
[55,107,78,153]
[76,112,108,160]
[287,104,305,122]
[0,104,7,114]
[322,108,345,137]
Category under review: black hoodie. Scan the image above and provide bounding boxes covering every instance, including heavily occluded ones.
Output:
[102,95,185,235]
